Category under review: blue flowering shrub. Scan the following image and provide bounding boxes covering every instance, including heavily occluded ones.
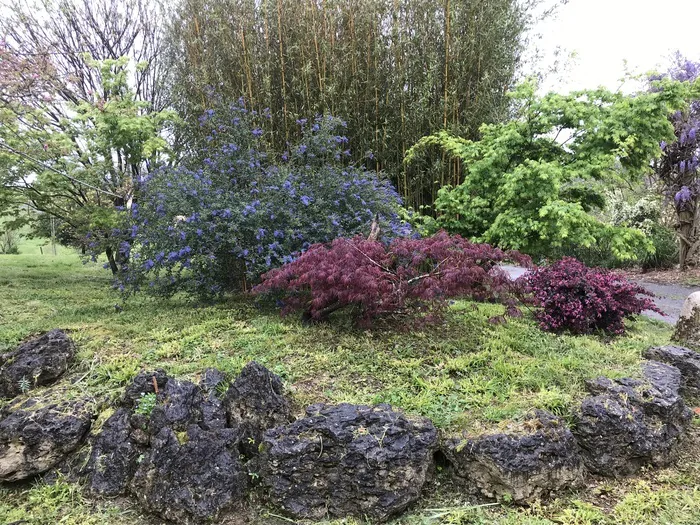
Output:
[119,102,409,298]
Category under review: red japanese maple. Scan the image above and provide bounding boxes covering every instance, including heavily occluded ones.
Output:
[253,231,530,325]
[527,257,662,335]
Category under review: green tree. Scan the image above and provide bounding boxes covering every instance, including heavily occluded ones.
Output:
[406,80,693,261]
[0,52,175,272]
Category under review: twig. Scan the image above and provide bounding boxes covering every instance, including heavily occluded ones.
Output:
[344,238,395,275]
[367,213,380,241]
[265,514,296,523]
[405,258,449,284]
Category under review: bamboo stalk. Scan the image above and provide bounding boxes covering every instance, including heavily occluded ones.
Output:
[276,0,289,140]
[443,0,450,129]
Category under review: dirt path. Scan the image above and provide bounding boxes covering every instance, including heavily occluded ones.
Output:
[500,265,698,325]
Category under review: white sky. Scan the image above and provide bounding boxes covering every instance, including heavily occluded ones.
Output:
[534,0,700,93]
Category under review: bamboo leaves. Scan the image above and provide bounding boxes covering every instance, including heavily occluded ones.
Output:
[165,0,529,209]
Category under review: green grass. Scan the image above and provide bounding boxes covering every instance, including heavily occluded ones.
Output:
[1,250,698,525]
[0,216,63,256]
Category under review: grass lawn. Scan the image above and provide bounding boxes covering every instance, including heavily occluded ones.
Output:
[0,250,699,524]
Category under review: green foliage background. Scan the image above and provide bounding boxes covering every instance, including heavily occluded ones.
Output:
[406,80,693,262]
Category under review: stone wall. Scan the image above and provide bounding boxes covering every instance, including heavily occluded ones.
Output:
[1,332,699,523]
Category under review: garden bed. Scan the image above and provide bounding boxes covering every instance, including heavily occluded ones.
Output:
[1,253,699,524]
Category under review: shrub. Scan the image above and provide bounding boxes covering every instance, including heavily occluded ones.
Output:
[527,257,662,335]
[609,192,678,270]
[119,103,408,298]
[639,224,677,271]
[0,228,20,254]
[408,80,684,263]
[253,231,531,325]
[397,206,440,238]
[545,194,678,271]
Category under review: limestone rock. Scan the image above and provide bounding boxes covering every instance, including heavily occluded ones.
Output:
[261,403,438,522]
[0,394,93,481]
[86,407,146,496]
[122,369,168,409]
[87,372,232,497]
[672,291,700,347]
[149,379,206,434]
[573,361,692,476]
[0,330,76,398]
[130,425,248,524]
[644,345,700,398]
[150,377,228,434]
[86,364,296,522]
[443,410,584,503]
[200,368,227,393]
[224,361,292,456]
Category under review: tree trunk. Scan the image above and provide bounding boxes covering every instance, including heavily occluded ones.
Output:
[678,209,696,270]
[105,246,119,275]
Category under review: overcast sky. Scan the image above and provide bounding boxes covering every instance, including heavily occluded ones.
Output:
[533,0,700,93]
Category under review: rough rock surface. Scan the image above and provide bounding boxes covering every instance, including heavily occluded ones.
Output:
[224,361,292,456]
[443,410,584,503]
[261,403,438,522]
[122,369,168,409]
[87,369,249,523]
[201,368,227,393]
[644,345,700,398]
[86,407,146,496]
[85,364,296,522]
[672,291,700,348]
[87,368,171,495]
[0,330,76,398]
[574,361,692,476]
[0,394,93,481]
[130,425,248,524]
[150,377,228,433]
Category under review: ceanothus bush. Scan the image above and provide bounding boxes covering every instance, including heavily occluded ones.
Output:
[119,101,409,298]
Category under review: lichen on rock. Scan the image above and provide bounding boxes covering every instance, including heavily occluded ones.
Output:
[0,391,94,482]
[443,410,584,503]
[261,402,438,522]
[0,330,76,399]
[573,361,692,476]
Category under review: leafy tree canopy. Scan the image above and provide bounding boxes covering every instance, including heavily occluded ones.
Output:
[406,79,696,261]
[0,51,176,271]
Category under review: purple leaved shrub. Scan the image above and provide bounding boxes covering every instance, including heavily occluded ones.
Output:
[253,231,531,326]
[527,257,662,335]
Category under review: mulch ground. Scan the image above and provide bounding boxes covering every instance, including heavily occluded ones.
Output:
[621,267,700,286]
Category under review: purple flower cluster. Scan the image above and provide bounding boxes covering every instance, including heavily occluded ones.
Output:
[675,185,693,205]
[116,107,409,298]
[655,54,700,213]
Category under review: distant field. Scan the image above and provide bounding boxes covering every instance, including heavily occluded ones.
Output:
[14,234,64,256]
[0,217,72,257]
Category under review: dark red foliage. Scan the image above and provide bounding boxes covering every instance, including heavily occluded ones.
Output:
[253,231,531,325]
[526,257,663,335]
